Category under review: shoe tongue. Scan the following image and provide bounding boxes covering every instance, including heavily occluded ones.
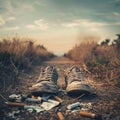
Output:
[45,66,53,71]
[71,67,80,73]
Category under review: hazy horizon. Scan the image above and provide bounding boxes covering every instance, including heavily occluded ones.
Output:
[0,0,120,55]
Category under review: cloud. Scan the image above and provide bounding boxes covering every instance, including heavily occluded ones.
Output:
[26,19,49,30]
[34,19,49,30]
[5,1,14,13]
[113,0,120,2]
[0,15,5,26]
[4,26,19,31]
[22,4,35,12]
[6,17,16,21]
[62,19,107,28]
[113,12,120,17]
[26,24,37,29]
[109,0,120,3]
[34,1,46,6]
[112,22,120,26]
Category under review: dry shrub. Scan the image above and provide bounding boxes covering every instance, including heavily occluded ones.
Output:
[0,36,54,92]
[67,40,97,64]
[0,36,54,69]
[86,45,120,83]
[66,36,120,88]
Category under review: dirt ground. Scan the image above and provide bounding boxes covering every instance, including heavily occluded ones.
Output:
[0,57,120,120]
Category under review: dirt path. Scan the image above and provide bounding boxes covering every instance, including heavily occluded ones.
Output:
[2,56,120,120]
[44,56,75,64]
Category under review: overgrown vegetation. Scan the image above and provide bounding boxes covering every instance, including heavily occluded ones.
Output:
[0,36,55,92]
[65,34,120,120]
[66,34,120,87]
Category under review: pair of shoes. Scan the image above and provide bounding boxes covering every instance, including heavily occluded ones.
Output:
[29,66,92,96]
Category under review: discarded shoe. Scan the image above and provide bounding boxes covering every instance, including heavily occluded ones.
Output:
[65,66,92,96]
[29,66,58,94]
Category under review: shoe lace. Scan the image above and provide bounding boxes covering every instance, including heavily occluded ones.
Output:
[66,67,84,84]
[37,66,57,83]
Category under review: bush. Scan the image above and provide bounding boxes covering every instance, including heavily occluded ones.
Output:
[0,36,55,92]
[67,41,97,64]
[0,37,54,69]
[66,35,120,87]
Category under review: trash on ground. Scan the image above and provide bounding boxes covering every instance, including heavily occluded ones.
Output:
[54,96,63,102]
[25,98,42,103]
[38,96,42,101]
[80,102,92,110]
[9,94,22,102]
[31,95,36,99]
[57,111,65,120]
[80,111,101,119]
[80,111,96,118]
[5,102,26,107]
[21,94,28,100]
[24,105,44,113]
[67,102,81,110]
[6,93,61,113]
[71,109,80,113]
[41,99,60,110]
[66,102,93,114]
[8,110,20,119]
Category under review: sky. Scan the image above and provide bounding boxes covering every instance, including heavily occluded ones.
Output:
[0,0,120,55]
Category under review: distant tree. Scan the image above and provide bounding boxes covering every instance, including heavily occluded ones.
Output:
[36,45,46,50]
[112,34,120,52]
[63,53,67,57]
[101,39,110,45]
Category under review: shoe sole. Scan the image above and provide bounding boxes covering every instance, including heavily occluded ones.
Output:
[66,82,92,97]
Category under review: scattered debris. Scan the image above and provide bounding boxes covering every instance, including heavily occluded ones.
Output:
[80,111,102,119]
[4,66,98,119]
[54,95,63,102]
[9,94,22,102]
[25,98,42,103]
[71,109,80,113]
[29,76,32,79]
[67,102,81,110]
[8,110,20,119]
[41,99,60,110]
[80,102,92,111]
[5,102,26,107]
[21,94,28,100]
[24,105,44,113]
[66,102,94,116]
[57,111,65,120]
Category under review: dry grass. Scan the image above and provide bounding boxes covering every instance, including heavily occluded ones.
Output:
[0,36,54,69]
[66,36,120,87]
[0,36,55,92]
[67,40,97,64]
[65,36,120,120]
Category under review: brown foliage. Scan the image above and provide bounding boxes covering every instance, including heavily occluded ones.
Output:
[0,36,54,92]
[67,40,97,64]
[66,37,120,87]
[0,36,54,69]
